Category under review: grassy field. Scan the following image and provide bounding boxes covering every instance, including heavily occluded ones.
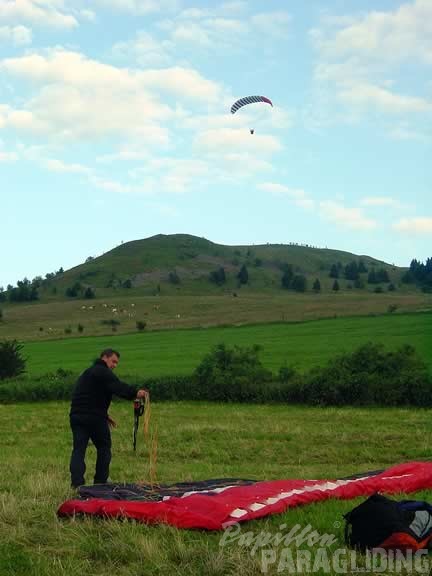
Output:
[1,401,432,576]
[18,311,432,378]
[1,291,430,343]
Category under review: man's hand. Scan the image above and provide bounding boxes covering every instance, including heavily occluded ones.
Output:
[136,389,149,400]
[107,415,117,429]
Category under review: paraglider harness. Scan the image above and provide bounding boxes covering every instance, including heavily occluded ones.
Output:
[344,493,432,552]
[133,397,145,452]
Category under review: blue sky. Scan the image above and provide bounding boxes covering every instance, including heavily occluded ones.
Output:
[1,0,431,287]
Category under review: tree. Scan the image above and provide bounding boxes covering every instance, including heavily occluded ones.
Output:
[376,268,390,283]
[313,278,321,293]
[169,270,181,285]
[84,287,95,299]
[292,275,307,292]
[281,264,294,289]
[344,261,359,281]
[237,264,249,285]
[0,340,26,379]
[367,269,378,284]
[329,264,339,279]
[66,282,82,298]
[8,278,38,302]
[122,279,132,289]
[209,267,226,286]
[332,279,340,292]
[358,259,368,273]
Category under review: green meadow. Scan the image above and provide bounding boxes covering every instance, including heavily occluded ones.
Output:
[1,401,432,576]
[21,311,432,378]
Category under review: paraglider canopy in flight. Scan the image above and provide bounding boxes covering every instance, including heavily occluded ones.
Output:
[230,95,273,114]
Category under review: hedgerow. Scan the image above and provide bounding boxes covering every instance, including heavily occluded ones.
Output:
[0,342,430,406]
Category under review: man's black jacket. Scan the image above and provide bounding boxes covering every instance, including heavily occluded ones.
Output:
[70,359,137,418]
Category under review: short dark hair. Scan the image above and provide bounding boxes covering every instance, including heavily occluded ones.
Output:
[100,348,120,359]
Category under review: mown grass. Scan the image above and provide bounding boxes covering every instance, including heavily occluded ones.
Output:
[18,311,432,378]
[1,401,432,575]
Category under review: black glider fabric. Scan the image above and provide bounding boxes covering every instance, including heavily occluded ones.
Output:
[78,478,257,501]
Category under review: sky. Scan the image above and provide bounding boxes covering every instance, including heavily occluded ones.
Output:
[1,0,431,288]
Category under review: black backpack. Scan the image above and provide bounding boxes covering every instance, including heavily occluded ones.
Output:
[344,493,432,551]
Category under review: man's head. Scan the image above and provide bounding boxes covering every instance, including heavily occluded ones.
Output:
[100,348,120,370]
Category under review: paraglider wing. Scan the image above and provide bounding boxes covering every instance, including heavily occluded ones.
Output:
[231,95,273,114]
[58,462,432,531]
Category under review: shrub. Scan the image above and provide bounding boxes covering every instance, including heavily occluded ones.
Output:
[0,368,75,402]
[77,323,84,333]
[278,364,297,383]
[193,343,272,401]
[101,319,120,326]
[101,318,120,332]
[302,343,432,407]
[0,340,26,380]
[136,320,146,331]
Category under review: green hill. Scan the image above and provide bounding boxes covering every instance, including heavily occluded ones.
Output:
[2,234,429,342]
[34,233,406,300]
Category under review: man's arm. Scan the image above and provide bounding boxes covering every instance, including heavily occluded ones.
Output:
[104,367,148,400]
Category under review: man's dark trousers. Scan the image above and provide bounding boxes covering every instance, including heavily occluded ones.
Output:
[70,414,112,487]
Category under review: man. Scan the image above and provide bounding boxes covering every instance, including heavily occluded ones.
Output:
[69,348,148,488]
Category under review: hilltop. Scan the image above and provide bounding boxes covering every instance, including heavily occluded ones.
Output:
[26,233,407,301]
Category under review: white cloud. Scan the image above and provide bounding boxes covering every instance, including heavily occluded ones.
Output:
[251,11,291,37]
[0,0,78,28]
[393,218,432,234]
[320,200,376,230]
[94,0,179,15]
[89,175,147,195]
[195,127,282,155]
[387,125,427,142]
[310,1,432,126]
[361,196,398,207]
[168,16,247,49]
[318,0,432,65]
[0,50,224,141]
[221,153,273,173]
[258,182,314,210]
[80,9,96,21]
[339,83,431,114]
[158,7,291,53]
[0,150,18,162]
[0,25,32,45]
[219,2,247,16]
[112,31,173,66]
[43,158,91,175]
